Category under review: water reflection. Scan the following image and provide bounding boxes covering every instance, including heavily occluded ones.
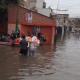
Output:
[0,45,56,80]
[1,33,80,80]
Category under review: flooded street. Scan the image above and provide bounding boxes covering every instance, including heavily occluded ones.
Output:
[0,33,80,80]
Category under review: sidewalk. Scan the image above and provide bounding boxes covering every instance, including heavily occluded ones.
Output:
[0,41,11,46]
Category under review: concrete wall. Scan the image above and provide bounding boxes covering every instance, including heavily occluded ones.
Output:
[37,8,51,17]
[21,25,54,44]
[36,0,44,9]
[8,24,21,35]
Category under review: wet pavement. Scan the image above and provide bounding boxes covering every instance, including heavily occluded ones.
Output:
[0,33,80,80]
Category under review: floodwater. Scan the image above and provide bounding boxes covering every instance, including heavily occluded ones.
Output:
[0,33,80,80]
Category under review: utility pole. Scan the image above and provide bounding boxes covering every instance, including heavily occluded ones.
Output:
[15,0,20,38]
[55,0,68,41]
[57,0,60,11]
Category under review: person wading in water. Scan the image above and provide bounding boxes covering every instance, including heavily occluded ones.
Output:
[20,35,28,56]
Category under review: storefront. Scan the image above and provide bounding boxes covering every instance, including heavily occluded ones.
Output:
[8,5,56,45]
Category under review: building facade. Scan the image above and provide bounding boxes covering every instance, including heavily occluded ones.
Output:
[21,0,54,17]
[55,14,69,35]
[8,5,56,45]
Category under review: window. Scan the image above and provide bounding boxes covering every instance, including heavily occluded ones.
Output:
[43,2,46,8]
[32,26,40,36]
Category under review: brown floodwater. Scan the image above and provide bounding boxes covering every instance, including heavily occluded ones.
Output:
[0,33,80,80]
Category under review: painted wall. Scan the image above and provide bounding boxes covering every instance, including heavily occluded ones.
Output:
[8,5,55,26]
[21,25,53,44]
[8,5,56,44]
[8,24,21,35]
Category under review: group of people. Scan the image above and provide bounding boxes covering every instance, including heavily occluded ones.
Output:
[10,30,20,46]
[19,34,40,56]
[10,31,47,56]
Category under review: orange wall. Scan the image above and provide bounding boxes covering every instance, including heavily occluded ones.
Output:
[21,25,31,35]
[21,25,53,44]
[8,5,56,44]
[8,5,56,27]
[41,27,53,44]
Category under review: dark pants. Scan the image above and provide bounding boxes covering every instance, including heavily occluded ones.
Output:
[20,48,28,56]
[11,39,15,47]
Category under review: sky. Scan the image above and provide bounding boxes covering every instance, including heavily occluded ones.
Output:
[45,0,80,18]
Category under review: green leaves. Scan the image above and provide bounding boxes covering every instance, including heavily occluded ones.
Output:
[0,0,7,9]
[5,0,20,5]
[0,0,20,9]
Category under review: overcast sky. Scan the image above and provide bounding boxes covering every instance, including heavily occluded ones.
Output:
[45,0,80,17]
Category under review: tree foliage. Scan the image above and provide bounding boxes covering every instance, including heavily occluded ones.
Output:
[0,0,20,9]
[0,0,21,25]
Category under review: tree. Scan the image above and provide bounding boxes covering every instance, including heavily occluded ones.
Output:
[0,0,20,9]
[0,0,21,34]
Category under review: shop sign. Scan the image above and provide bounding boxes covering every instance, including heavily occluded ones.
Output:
[25,12,32,23]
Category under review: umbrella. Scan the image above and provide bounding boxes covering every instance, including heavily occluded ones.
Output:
[32,36,40,44]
